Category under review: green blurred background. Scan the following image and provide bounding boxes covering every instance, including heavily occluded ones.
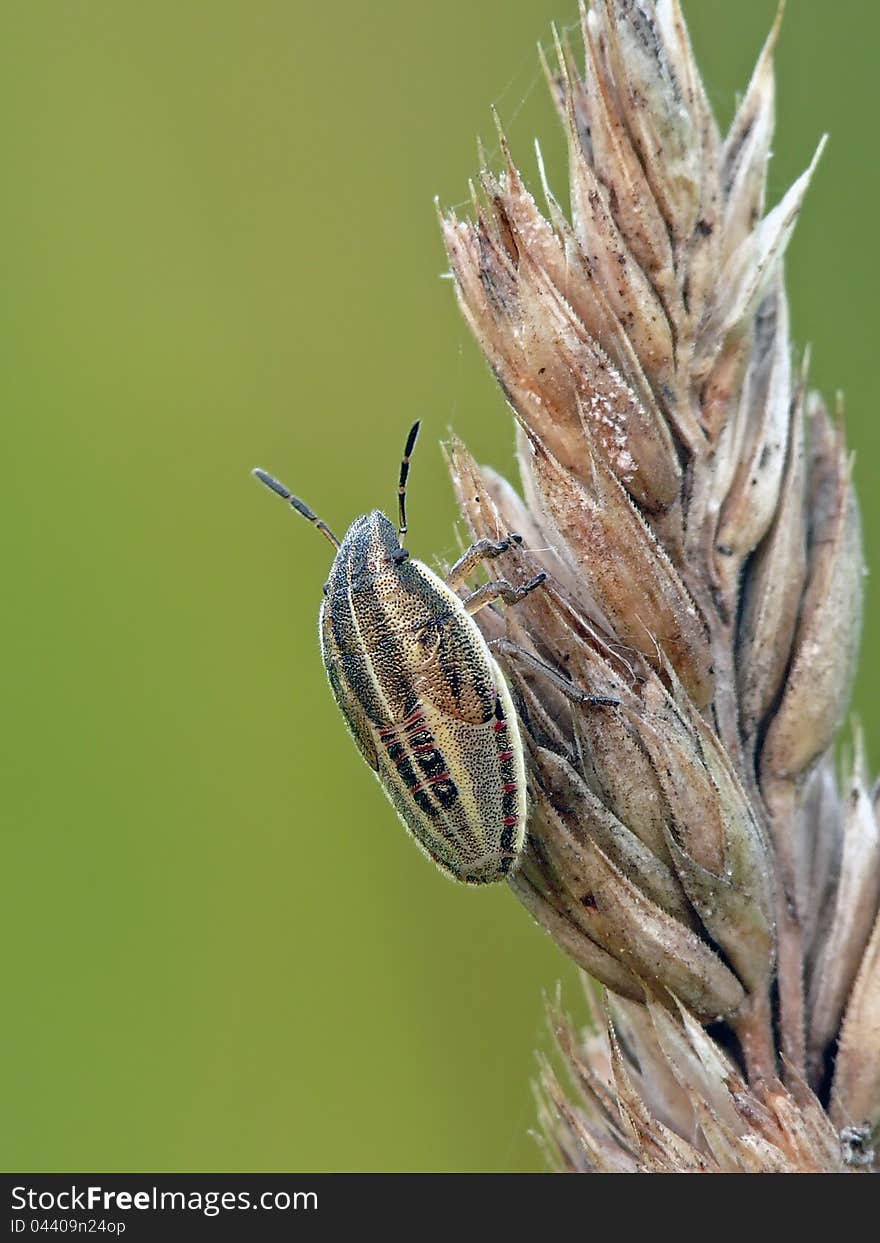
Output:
[2,0,876,1172]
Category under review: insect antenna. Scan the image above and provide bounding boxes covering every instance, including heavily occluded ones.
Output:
[398,420,421,544]
[252,468,340,549]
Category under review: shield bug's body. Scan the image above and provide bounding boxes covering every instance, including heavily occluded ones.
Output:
[253,423,546,883]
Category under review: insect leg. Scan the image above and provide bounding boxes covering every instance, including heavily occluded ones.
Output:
[488,637,620,708]
[445,534,523,592]
[462,573,546,616]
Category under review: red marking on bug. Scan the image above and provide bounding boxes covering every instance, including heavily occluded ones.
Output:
[412,743,435,754]
[501,782,518,794]
[379,707,425,740]
[493,720,508,733]
[410,771,451,795]
[498,750,514,761]
[503,815,518,827]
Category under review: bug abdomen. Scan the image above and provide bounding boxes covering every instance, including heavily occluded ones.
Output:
[375,678,526,884]
[380,711,460,819]
[384,728,460,816]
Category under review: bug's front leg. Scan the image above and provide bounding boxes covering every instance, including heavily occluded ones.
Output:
[462,574,547,616]
[445,534,523,592]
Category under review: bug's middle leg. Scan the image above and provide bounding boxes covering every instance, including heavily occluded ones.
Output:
[445,535,523,592]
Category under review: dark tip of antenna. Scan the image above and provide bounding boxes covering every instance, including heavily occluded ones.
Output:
[252,468,291,501]
[404,420,421,457]
[397,421,423,543]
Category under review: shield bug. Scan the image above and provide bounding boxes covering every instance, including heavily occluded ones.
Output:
[252,422,554,884]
